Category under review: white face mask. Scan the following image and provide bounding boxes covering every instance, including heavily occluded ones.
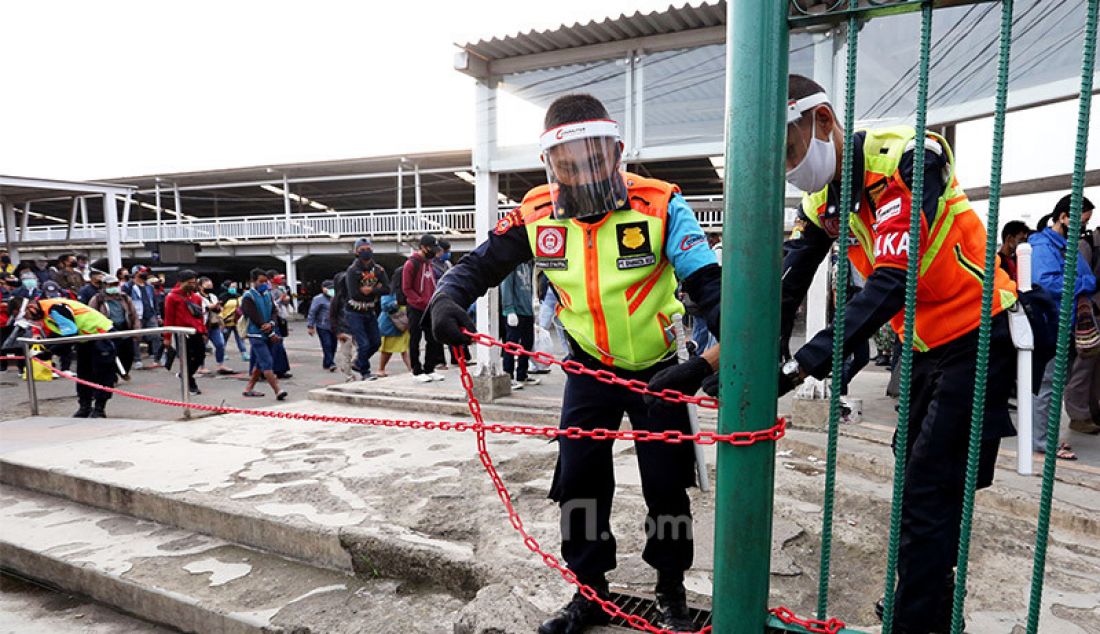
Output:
[785,118,837,193]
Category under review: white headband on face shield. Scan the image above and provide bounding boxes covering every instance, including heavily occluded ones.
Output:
[786,93,831,124]
[539,119,621,151]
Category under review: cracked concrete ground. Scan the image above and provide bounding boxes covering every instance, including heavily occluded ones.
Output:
[3,398,1099,633]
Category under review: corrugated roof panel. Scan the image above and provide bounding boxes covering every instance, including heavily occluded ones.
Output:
[459,1,725,63]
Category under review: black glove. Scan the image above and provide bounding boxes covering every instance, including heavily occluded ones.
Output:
[777,367,798,398]
[430,294,476,347]
[644,355,713,407]
[702,372,719,397]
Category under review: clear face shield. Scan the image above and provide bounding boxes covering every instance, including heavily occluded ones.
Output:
[540,119,628,220]
[784,93,837,193]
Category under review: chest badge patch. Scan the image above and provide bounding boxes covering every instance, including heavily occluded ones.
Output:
[536,226,567,258]
[616,221,656,269]
[616,222,651,256]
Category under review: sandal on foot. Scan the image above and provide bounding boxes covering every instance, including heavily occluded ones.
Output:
[242,390,265,397]
[276,391,288,401]
[1057,443,1077,461]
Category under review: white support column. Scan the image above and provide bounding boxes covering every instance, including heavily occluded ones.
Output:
[473,76,500,372]
[1,199,19,263]
[120,193,132,243]
[804,28,839,342]
[20,201,31,241]
[154,180,163,241]
[173,183,183,228]
[67,198,79,240]
[102,193,123,274]
[397,163,405,233]
[80,197,89,228]
[282,174,292,233]
[283,247,300,312]
[414,163,422,232]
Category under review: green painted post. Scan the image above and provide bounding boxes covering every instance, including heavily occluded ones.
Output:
[712,1,788,632]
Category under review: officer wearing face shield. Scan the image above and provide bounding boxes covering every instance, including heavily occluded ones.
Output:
[648,74,1025,633]
[428,94,722,633]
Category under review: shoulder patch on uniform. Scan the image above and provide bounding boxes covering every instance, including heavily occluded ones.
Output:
[494,208,522,235]
[876,198,903,223]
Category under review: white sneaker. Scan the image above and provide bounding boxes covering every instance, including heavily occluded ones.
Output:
[429,373,445,382]
[133,361,144,370]
[414,374,434,383]
[510,380,524,390]
[522,377,541,386]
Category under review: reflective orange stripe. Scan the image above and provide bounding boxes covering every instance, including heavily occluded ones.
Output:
[628,260,670,316]
[576,217,614,366]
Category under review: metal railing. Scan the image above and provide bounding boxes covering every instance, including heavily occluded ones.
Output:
[6,197,749,246]
[19,326,197,418]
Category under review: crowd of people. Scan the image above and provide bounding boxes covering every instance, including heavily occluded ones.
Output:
[2,82,1099,633]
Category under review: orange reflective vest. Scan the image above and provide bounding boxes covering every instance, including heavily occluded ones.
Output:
[515,173,684,370]
[801,126,1017,351]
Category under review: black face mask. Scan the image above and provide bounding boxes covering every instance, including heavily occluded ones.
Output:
[554,174,629,221]
[358,250,374,262]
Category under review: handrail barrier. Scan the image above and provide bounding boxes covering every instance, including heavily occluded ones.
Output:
[18,326,196,418]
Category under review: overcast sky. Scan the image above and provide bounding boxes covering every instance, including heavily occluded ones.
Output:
[1,0,1095,226]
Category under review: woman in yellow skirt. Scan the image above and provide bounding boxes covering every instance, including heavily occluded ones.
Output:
[377,292,411,377]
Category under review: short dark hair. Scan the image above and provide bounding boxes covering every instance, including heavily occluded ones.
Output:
[1053,193,1095,222]
[544,94,611,130]
[266,269,278,278]
[789,74,827,102]
[177,269,197,282]
[250,268,266,281]
[1001,220,1030,242]
[438,239,451,251]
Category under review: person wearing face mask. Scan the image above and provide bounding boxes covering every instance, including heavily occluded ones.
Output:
[196,276,234,376]
[50,253,84,292]
[0,250,14,275]
[404,234,445,382]
[428,94,722,633]
[307,279,338,371]
[89,275,139,378]
[647,74,1029,634]
[240,268,287,400]
[220,281,249,362]
[163,270,207,395]
[344,238,390,380]
[1028,195,1097,456]
[78,269,106,305]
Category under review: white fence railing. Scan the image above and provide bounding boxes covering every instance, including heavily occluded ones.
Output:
[6,198,743,246]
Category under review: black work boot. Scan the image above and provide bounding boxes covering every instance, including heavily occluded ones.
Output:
[655,571,694,632]
[73,399,92,418]
[90,400,107,419]
[537,583,611,634]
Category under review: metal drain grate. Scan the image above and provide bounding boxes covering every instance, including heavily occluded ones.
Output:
[606,590,713,631]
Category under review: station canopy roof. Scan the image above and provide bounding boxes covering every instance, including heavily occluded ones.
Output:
[19,0,1094,227]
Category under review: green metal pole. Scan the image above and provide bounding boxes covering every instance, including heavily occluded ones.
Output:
[713,1,788,632]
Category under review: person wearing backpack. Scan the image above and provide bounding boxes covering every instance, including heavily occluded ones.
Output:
[1065,196,1100,434]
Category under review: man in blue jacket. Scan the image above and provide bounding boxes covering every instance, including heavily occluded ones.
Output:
[1029,194,1097,459]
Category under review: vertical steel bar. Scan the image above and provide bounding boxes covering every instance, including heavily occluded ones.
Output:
[177,332,191,419]
[881,5,934,632]
[818,0,859,619]
[952,2,1014,631]
[155,181,163,242]
[673,313,709,492]
[23,342,38,416]
[712,1,787,631]
[1015,242,1034,475]
[1026,1,1098,631]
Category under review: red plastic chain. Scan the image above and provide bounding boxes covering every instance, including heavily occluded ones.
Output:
[0,355,25,361]
[769,606,846,634]
[465,330,720,410]
[26,357,784,446]
[455,349,711,634]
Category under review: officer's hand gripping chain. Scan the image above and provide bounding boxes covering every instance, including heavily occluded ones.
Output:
[430,294,476,347]
[644,355,713,407]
